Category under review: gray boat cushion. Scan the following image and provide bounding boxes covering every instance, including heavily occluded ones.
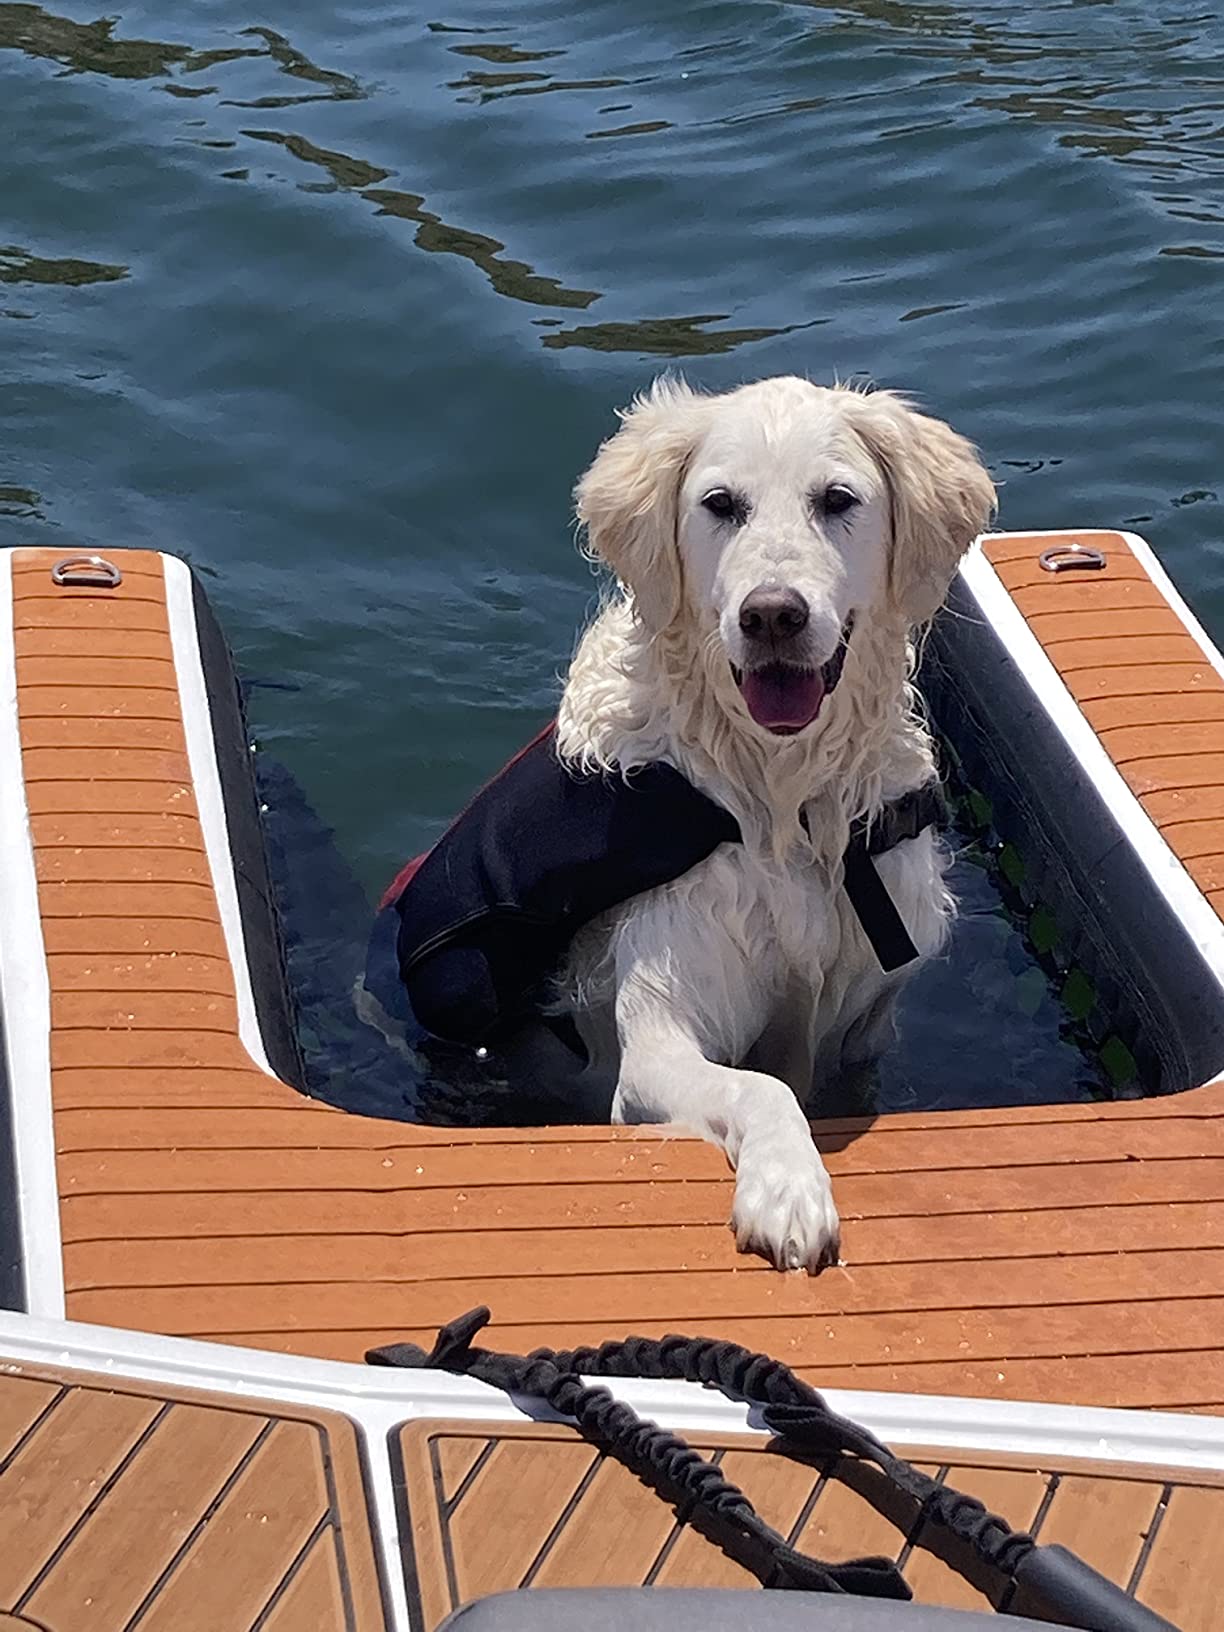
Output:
[436,1589,1050,1631]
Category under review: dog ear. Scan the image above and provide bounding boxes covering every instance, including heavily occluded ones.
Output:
[851,391,996,625]
[575,377,706,633]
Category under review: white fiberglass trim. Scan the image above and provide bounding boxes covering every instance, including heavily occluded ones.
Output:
[0,551,64,1317]
[1123,527,1224,684]
[963,536,1224,993]
[6,1312,1224,1478]
[162,553,276,1077]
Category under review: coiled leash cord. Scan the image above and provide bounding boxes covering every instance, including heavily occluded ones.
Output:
[368,1306,1176,1629]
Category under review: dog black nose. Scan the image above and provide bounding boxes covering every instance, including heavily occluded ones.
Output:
[738,586,810,643]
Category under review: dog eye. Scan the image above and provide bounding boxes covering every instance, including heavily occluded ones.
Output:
[822,484,859,518]
[702,488,740,522]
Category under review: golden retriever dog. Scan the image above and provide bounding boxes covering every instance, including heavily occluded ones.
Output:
[554,375,995,1273]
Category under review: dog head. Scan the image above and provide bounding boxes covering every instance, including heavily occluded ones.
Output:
[576,375,995,736]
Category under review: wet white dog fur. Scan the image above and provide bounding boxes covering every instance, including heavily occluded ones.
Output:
[553,375,995,1273]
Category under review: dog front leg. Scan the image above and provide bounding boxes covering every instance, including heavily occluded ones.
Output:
[613,1004,840,1274]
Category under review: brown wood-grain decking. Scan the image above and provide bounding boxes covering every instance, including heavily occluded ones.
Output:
[15,537,1224,1407]
[983,531,1224,908]
[0,1361,385,1630]
[396,1420,1224,1632]
[4,1365,1219,1632]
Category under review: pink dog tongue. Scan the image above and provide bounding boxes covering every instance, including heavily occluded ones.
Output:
[740,664,826,733]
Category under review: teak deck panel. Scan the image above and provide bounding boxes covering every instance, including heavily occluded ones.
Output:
[0,1362,385,1630]
[12,1365,1220,1632]
[395,1420,1224,1631]
[13,539,1224,1408]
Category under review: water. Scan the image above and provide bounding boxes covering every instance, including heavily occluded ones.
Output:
[4,0,1222,1118]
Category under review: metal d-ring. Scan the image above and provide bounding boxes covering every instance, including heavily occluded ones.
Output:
[50,554,123,589]
[1039,542,1107,574]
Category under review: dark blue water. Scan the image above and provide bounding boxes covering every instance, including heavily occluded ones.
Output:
[5,0,1221,1116]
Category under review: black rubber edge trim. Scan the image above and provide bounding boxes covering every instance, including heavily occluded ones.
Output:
[190,570,306,1091]
[924,569,1224,1094]
[0,999,28,1313]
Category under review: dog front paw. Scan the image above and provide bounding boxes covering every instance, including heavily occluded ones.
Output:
[730,1136,841,1274]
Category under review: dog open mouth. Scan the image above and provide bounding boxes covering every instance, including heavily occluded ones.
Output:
[732,615,855,736]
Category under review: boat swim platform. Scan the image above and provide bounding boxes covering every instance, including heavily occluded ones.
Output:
[6,536,1224,1628]
[6,536,1224,1404]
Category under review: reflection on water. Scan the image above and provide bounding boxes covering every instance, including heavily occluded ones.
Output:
[3,1,606,313]
[244,130,389,191]
[244,127,600,308]
[0,2,192,79]
[7,0,1224,343]
[900,302,966,322]
[0,245,127,285]
[539,313,813,356]
[224,25,362,104]
[362,188,601,309]
[447,42,565,65]
[448,70,627,104]
[0,484,41,517]
[0,6,361,100]
[587,120,672,140]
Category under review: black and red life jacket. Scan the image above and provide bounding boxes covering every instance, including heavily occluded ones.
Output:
[382,723,944,1049]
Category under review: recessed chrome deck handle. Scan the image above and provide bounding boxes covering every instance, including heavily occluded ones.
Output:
[1039,543,1107,573]
[50,554,123,588]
